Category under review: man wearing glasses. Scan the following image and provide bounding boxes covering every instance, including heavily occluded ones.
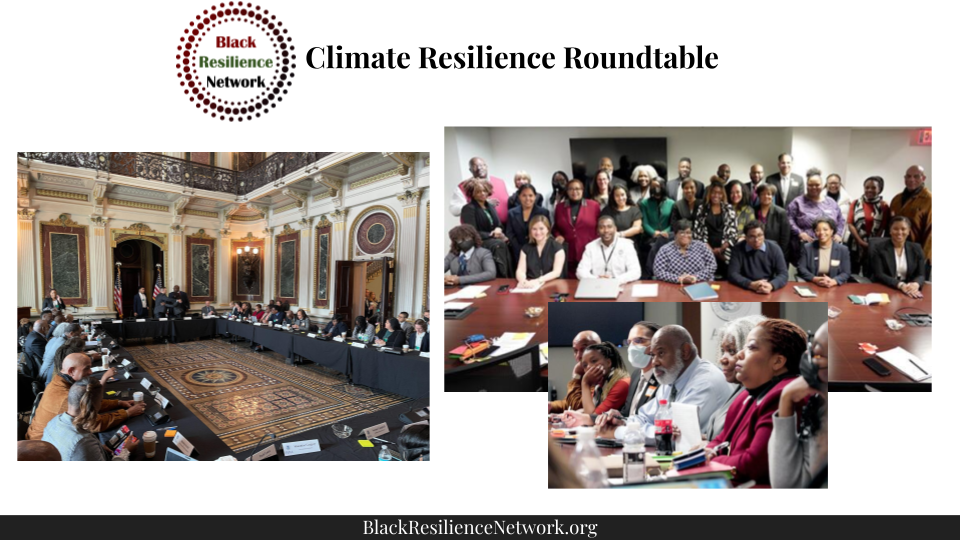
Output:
[651,219,717,284]
[727,220,789,294]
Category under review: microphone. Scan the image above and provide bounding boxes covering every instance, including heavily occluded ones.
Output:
[248,432,276,461]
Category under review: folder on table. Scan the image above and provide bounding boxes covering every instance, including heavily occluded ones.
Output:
[682,282,719,301]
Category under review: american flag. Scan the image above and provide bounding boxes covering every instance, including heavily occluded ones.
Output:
[114,266,123,319]
[153,266,163,299]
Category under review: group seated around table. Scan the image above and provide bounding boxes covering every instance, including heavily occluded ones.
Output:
[445,160,931,298]
[551,316,828,488]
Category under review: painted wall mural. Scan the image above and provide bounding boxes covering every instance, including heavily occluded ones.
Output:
[275,225,299,304]
[186,229,216,302]
[40,213,90,306]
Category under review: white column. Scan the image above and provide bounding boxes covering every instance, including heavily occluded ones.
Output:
[328,209,349,318]
[170,226,185,291]
[18,209,38,314]
[396,192,423,315]
[298,218,312,311]
[218,229,232,307]
[261,228,273,302]
[88,216,111,313]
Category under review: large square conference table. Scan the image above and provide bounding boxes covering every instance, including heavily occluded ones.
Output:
[444,279,932,392]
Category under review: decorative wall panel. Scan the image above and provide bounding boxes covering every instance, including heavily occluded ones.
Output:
[275,226,300,306]
[40,214,90,306]
[185,229,216,303]
[314,218,331,308]
[230,233,264,302]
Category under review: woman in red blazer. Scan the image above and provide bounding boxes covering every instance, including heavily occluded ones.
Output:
[706,319,808,486]
[552,179,601,276]
[580,342,631,416]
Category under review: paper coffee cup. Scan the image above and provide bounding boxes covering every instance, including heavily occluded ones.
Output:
[143,431,157,458]
[402,345,410,351]
[102,356,110,368]
[216,456,238,461]
[133,392,144,402]
[102,347,110,354]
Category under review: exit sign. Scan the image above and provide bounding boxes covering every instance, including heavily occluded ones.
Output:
[916,129,932,146]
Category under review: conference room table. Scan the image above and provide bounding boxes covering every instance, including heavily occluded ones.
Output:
[91,332,429,461]
[445,279,933,391]
[95,317,218,342]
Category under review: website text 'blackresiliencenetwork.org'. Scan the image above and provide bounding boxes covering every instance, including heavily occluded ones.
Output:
[363,519,599,538]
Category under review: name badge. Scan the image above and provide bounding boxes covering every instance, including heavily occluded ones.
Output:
[157,393,171,408]
[112,320,123,324]
[646,385,657,398]
[362,422,390,440]
[254,323,262,326]
[307,333,317,338]
[173,432,195,456]
[122,359,132,366]
[140,378,152,390]
[831,259,840,267]
[159,318,168,321]
[245,444,278,461]
[281,439,321,457]
[124,371,132,380]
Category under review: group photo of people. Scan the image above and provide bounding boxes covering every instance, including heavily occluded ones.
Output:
[443,127,932,392]
[546,302,827,489]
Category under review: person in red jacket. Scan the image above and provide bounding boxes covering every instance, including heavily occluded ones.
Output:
[552,179,601,276]
[580,341,631,416]
[705,318,808,486]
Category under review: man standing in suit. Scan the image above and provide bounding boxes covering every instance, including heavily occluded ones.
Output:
[599,156,628,190]
[665,157,705,201]
[132,286,149,317]
[745,163,765,207]
[21,320,50,380]
[890,164,932,275]
[153,287,176,318]
[170,285,190,314]
[765,153,804,208]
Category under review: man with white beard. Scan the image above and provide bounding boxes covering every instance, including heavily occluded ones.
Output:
[597,324,729,440]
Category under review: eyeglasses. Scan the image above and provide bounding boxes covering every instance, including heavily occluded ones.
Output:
[622,337,651,347]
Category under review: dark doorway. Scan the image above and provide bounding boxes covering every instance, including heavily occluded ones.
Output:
[113,239,163,317]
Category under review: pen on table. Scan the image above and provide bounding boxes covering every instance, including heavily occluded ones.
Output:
[909,359,928,375]
[371,437,394,445]
[163,426,179,431]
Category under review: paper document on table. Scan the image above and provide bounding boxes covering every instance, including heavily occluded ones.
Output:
[443,302,473,311]
[539,343,549,366]
[444,285,489,300]
[877,347,931,382]
[631,284,659,297]
[671,402,701,453]
[491,332,535,357]
[511,281,543,294]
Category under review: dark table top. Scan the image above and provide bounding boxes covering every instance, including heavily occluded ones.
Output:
[444,279,932,388]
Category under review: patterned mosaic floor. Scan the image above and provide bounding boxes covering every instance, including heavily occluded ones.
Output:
[123,339,411,452]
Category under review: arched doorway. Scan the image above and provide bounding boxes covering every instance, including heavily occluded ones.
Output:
[112,239,164,317]
[109,224,169,318]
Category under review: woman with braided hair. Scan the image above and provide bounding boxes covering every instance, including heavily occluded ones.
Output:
[704,319,807,486]
[41,377,138,461]
[579,341,631,416]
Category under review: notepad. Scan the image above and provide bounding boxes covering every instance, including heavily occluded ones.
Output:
[491,332,535,357]
[794,285,818,298]
[443,302,473,311]
[358,440,374,448]
[876,347,931,382]
[443,285,490,301]
[511,281,543,293]
[164,430,177,438]
[849,293,890,305]
[682,282,719,301]
[671,402,701,453]
[631,284,659,297]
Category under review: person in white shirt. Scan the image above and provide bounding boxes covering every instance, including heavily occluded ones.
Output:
[592,325,729,440]
[133,286,149,318]
[408,319,429,352]
[576,215,642,284]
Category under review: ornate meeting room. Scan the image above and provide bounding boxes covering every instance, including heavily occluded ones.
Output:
[16,152,431,462]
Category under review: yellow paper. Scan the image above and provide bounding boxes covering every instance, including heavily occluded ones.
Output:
[164,430,177,438]
[711,284,721,291]
[358,440,374,448]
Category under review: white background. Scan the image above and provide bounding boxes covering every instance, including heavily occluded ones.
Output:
[3,0,954,515]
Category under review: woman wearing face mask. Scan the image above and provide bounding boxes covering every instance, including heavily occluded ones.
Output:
[444,225,496,286]
[552,179,601,276]
[543,170,569,224]
[705,315,767,441]
[869,216,927,298]
[516,215,566,289]
[579,341,631,417]
[506,183,550,272]
[796,217,851,288]
[769,321,828,489]
[640,178,675,276]
[847,176,891,274]
[704,319,807,486]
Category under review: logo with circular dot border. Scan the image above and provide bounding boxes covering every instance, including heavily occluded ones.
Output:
[177,2,296,122]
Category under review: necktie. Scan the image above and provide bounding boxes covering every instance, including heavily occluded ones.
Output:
[459,254,468,275]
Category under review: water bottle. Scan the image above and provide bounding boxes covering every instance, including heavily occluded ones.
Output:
[378,445,391,461]
[622,418,646,484]
[654,399,674,456]
[569,426,609,488]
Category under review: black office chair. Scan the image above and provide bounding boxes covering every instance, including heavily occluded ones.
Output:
[28,391,44,425]
[646,235,673,279]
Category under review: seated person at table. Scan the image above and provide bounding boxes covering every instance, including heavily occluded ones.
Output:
[268,306,285,325]
[352,315,375,340]
[770,321,828,488]
[588,325,729,440]
[398,423,430,461]
[27,353,145,440]
[516,215,566,290]
[239,302,252,319]
[252,303,265,321]
[323,314,349,338]
[704,319,806,486]
[460,178,510,272]
[50,337,100,386]
[227,302,240,317]
[576,342,631,416]
[797,217,851,288]
[705,315,767,440]
[652,219,717,284]
[21,320,50,380]
[47,315,64,339]
[133,286,149,317]
[576,215,642,284]
[42,288,66,312]
[201,301,217,317]
[17,440,62,461]
[548,331,601,413]
[40,323,82,386]
[408,319,430,352]
[294,309,311,330]
[728,220,789,294]
[753,183,791,257]
[444,225,496,286]
[283,310,296,326]
[869,216,927,298]
[506,183,550,269]
[41,377,138,461]
[375,317,407,348]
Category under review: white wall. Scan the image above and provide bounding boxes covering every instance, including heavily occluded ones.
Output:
[445,127,493,234]
[848,129,933,198]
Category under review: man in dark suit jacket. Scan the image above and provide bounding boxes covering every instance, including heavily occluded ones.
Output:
[170,285,190,313]
[665,158,705,201]
[132,286,150,317]
[153,287,176,317]
[21,321,50,380]
[765,153,804,208]
[745,163,765,207]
